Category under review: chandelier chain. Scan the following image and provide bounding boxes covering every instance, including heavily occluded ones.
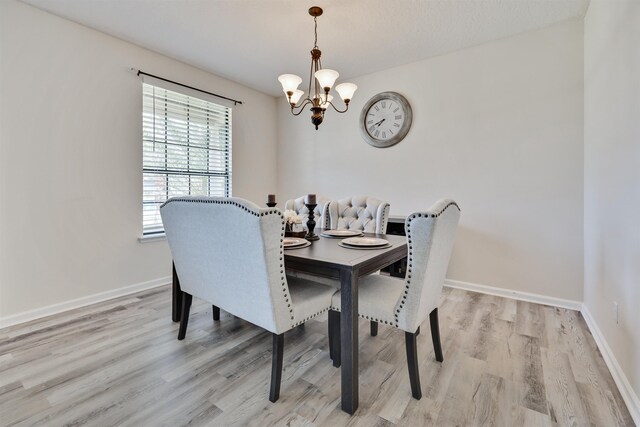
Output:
[314,16,318,48]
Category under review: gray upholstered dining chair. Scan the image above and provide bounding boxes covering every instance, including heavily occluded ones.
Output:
[327,195,390,234]
[284,195,330,230]
[160,196,336,402]
[327,199,460,399]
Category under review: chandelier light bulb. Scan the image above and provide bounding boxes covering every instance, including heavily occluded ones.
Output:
[335,83,358,102]
[314,69,339,91]
[278,74,303,94]
[313,93,333,107]
[317,94,333,104]
[290,89,305,105]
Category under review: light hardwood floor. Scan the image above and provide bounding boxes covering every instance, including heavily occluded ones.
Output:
[0,286,634,426]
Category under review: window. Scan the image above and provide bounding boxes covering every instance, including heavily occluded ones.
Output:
[142,83,232,235]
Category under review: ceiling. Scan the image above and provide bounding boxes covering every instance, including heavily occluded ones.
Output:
[22,0,589,96]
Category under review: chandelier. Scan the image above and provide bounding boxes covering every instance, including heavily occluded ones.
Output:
[278,6,357,130]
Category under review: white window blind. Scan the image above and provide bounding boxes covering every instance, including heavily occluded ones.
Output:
[142,83,232,235]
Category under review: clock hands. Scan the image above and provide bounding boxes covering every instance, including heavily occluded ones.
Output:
[373,118,386,128]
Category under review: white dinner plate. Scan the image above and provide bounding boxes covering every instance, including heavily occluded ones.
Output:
[284,241,311,250]
[320,229,364,238]
[283,237,308,248]
[341,237,390,247]
[338,241,391,250]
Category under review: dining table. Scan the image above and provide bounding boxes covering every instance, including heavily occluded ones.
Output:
[171,231,408,415]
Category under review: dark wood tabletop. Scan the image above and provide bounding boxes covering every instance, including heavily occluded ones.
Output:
[284,232,408,414]
[285,233,406,275]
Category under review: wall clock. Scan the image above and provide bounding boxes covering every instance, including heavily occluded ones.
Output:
[359,91,412,148]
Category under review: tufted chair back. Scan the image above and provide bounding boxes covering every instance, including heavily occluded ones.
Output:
[394,199,460,333]
[284,195,330,230]
[160,196,295,334]
[328,196,390,234]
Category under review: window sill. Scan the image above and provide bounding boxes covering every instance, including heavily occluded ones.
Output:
[138,233,166,243]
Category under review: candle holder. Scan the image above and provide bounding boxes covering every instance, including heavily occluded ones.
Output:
[304,203,319,241]
[266,202,277,208]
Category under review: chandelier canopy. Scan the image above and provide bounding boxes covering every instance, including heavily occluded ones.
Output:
[278,6,357,130]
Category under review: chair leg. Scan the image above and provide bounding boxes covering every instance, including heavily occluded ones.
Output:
[328,315,334,361]
[177,293,193,340]
[370,320,378,336]
[269,333,285,402]
[212,305,220,321]
[429,308,444,362]
[405,329,422,400]
[328,310,341,367]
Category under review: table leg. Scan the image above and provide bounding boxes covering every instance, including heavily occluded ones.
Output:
[389,257,407,278]
[172,262,182,323]
[340,269,358,414]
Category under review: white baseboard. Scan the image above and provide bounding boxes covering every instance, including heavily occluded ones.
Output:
[581,305,640,425]
[0,276,171,330]
[444,278,583,310]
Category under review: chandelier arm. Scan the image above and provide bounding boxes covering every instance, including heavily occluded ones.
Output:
[325,100,349,113]
[290,99,313,116]
[315,58,321,97]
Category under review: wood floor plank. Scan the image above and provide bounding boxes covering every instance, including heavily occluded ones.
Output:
[435,355,487,425]
[497,296,518,323]
[540,347,588,426]
[516,300,548,347]
[468,373,506,426]
[484,318,517,381]
[520,334,548,415]
[373,366,413,424]
[0,285,634,426]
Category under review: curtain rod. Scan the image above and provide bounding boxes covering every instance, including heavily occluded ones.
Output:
[134,69,243,106]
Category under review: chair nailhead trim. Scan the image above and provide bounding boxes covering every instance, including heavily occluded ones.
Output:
[292,307,329,327]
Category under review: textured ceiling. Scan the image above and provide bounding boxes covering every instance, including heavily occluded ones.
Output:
[22,0,589,96]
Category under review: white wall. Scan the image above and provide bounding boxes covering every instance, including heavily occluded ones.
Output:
[584,0,640,408]
[0,0,278,319]
[277,21,584,301]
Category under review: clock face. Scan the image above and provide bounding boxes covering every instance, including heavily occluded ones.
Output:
[359,92,412,148]
[364,100,406,141]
